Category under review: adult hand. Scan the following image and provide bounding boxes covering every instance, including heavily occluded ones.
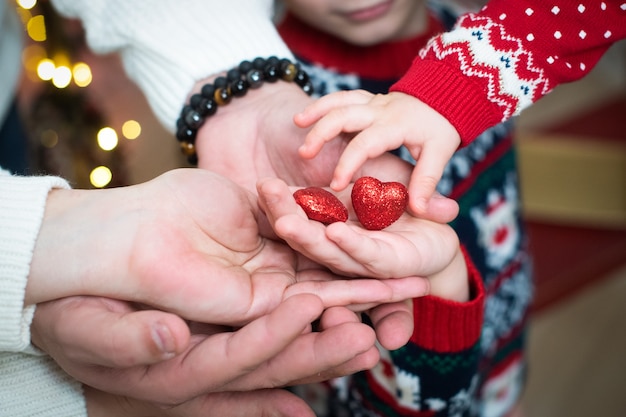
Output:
[26,168,429,326]
[84,387,317,417]
[193,80,458,223]
[32,294,380,405]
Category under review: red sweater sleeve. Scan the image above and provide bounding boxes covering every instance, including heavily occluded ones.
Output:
[390,0,626,145]
[410,246,484,352]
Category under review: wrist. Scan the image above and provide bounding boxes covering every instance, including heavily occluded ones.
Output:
[175,57,313,165]
[427,245,470,302]
[26,187,141,305]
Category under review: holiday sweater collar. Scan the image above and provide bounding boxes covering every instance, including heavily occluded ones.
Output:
[277,12,444,80]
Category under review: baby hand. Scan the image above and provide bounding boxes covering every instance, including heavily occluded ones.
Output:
[295,90,461,215]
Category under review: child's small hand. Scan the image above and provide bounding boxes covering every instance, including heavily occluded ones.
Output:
[257,177,468,303]
[295,90,461,215]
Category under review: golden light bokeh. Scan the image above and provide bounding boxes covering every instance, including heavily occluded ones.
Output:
[122,120,141,140]
[36,58,55,81]
[97,127,118,151]
[17,0,37,10]
[90,166,112,188]
[51,65,72,88]
[26,15,46,42]
[72,62,92,87]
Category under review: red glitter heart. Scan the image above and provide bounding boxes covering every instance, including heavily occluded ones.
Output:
[351,177,408,230]
[293,187,349,225]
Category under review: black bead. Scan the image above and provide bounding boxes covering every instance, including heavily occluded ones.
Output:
[201,84,216,99]
[197,97,217,117]
[264,64,280,82]
[301,81,314,95]
[213,76,228,89]
[176,125,196,142]
[226,68,241,82]
[252,57,266,70]
[184,109,204,130]
[238,60,253,73]
[230,79,249,97]
[187,153,198,165]
[294,70,310,87]
[266,56,280,67]
[189,93,203,109]
[246,69,264,88]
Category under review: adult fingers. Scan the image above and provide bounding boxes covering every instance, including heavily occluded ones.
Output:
[222,306,379,390]
[84,386,316,417]
[101,294,325,404]
[32,297,190,368]
[368,300,415,350]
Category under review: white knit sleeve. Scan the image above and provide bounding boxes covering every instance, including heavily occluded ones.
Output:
[50,0,293,132]
[0,353,86,416]
[0,169,69,352]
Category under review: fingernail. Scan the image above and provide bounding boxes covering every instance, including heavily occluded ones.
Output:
[152,323,176,359]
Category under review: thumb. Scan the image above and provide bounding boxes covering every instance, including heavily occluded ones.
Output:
[33,296,191,368]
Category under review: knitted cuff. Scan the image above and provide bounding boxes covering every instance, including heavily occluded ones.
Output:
[409,246,484,352]
[0,171,69,352]
[390,59,503,146]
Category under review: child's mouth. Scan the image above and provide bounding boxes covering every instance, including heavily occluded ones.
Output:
[343,0,394,22]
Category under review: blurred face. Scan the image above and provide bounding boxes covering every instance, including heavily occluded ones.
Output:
[282,0,428,46]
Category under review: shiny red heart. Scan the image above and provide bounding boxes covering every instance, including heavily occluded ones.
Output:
[351,176,408,230]
[293,187,348,225]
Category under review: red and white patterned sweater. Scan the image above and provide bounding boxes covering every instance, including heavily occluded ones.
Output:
[391,0,626,145]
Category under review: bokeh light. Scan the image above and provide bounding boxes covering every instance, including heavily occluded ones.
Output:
[72,62,92,87]
[97,127,118,151]
[51,65,72,88]
[36,58,55,81]
[122,120,141,140]
[40,129,59,148]
[90,166,112,188]
[26,15,46,42]
[17,0,37,9]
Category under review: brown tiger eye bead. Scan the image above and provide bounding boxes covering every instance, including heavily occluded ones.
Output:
[281,63,298,82]
[214,87,232,106]
[180,141,196,156]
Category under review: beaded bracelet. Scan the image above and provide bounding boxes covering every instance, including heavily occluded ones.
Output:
[175,56,314,165]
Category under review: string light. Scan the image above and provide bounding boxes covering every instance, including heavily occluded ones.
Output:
[17,0,37,10]
[97,127,118,151]
[122,120,141,140]
[90,166,112,188]
[36,58,54,80]
[72,62,92,87]
[26,14,46,41]
[17,0,140,188]
[51,65,72,88]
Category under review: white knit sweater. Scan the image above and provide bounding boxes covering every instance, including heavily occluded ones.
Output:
[51,0,293,133]
[0,169,84,416]
[1,1,290,415]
